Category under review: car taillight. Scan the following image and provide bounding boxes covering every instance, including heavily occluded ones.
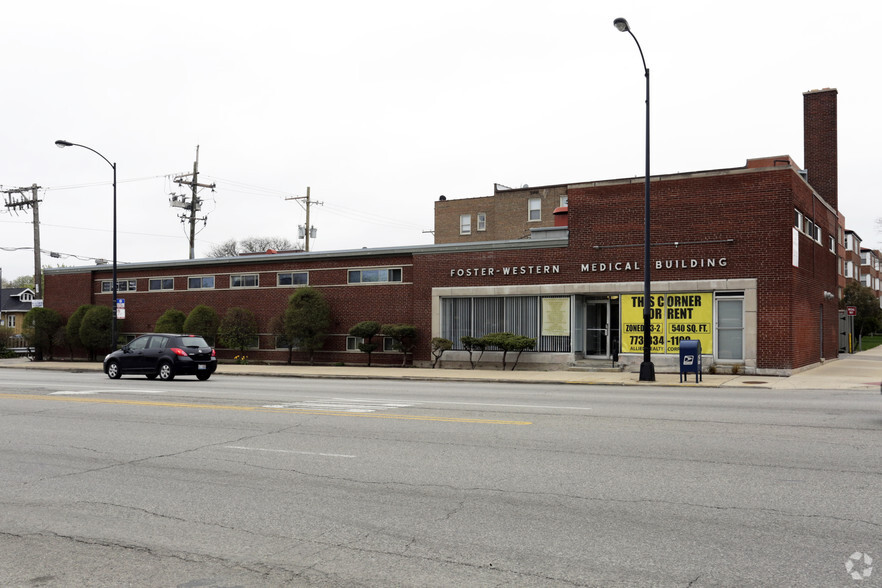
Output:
[211,349,216,357]
[170,347,188,357]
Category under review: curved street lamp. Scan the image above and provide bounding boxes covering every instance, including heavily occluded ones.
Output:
[613,17,655,381]
[54,139,119,350]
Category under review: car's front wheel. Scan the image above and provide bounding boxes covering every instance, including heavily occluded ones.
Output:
[157,361,175,381]
[106,360,122,379]
[196,371,211,381]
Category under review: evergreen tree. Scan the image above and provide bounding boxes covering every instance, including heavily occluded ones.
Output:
[284,287,331,365]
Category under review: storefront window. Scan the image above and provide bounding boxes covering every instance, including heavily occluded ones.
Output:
[716,298,744,360]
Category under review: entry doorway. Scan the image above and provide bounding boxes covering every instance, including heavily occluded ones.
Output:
[584,297,620,357]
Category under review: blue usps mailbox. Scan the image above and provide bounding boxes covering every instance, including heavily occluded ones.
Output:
[679,339,702,383]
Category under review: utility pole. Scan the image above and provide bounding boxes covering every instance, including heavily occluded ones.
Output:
[2,184,42,297]
[171,146,215,259]
[286,187,322,252]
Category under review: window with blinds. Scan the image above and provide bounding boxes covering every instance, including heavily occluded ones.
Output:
[441,296,570,352]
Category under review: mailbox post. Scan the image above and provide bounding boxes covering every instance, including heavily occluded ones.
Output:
[679,340,702,383]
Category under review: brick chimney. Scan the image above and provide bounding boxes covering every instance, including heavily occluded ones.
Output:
[803,88,838,209]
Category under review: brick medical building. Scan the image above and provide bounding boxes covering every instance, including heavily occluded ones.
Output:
[45,89,844,375]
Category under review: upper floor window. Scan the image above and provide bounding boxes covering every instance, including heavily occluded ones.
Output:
[102,280,136,293]
[188,276,215,290]
[460,214,471,235]
[148,278,174,291]
[231,274,258,288]
[278,272,308,287]
[348,268,402,284]
[560,196,568,207]
[477,212,486,232]
[528,197,541,221]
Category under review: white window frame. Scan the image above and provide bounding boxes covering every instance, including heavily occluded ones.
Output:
[476,212,486,232]
[102,280,136,293]
[528,197,541,221]
[460,214,471,235]
[188,276,215,290]
[347,268,403,284]
[346,336,364,351]
[277,272,309,287]
[715,293,744,362]
[560,196,568,207]
[148,278,174,291]
[231,274,259,288]
[8,315,15,328]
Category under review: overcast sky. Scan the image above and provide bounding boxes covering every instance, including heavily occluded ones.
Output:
[2,1,879,284]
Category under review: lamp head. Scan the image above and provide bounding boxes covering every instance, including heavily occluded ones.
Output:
[55,140,73,148]
[613,18,630,32]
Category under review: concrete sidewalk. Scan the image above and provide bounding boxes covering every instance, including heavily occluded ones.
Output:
[2,346,880,390]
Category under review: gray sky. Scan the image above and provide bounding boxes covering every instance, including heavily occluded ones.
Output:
[2,1,879,283]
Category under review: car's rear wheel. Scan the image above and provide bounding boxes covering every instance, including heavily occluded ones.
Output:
[158,361,175,381]
[106,360,122,379]
[196,371,211,381]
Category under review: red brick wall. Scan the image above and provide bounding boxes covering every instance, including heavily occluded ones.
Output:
[803,88,838,209]
[44,167,839,371]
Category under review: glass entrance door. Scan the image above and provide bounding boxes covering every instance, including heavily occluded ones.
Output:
[585,300,609,356]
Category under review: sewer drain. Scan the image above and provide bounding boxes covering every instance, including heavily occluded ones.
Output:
[742,381,768,385]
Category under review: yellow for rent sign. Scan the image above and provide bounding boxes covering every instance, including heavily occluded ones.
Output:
[621,293,713,354]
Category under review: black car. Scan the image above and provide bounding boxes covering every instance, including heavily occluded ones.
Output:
[103,333,217,381]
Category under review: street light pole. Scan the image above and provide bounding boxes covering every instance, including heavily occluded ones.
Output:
[614,17,655,381]
[54,140,119,350]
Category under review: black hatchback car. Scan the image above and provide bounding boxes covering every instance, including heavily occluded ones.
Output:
[103,334,217,381]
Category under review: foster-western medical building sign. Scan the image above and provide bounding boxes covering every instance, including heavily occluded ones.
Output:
[447,257,728,278]
[621,293,713,355]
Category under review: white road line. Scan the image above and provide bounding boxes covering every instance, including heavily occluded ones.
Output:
[225,446,356,458]
[344,397,593,411]
[263,399,414,413]
[50,389,167,395]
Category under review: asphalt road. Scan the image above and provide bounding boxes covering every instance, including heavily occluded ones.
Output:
[0,370,880,587]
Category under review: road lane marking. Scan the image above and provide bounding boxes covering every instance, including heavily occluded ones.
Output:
[263,398,415,413]
[225,446,356,458]
[50,389,166,395]
[345,397,593,411]
[0,393,532,425]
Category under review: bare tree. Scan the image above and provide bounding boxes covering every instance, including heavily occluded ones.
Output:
[206,236,295,258]
[206,238,240,258]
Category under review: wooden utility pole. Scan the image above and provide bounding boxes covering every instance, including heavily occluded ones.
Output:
[2,184,42,297]
[172,146,216,259]
[286,187,322,252]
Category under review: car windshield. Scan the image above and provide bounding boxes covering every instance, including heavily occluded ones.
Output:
[178,336,210,348]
